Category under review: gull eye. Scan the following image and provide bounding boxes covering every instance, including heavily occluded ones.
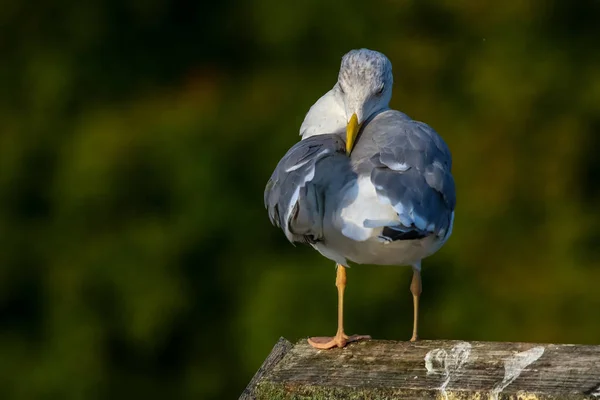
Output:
[376,84,385,96]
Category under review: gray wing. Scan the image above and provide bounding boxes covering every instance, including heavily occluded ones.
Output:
[265,134,347,244]
[355,110,455,240]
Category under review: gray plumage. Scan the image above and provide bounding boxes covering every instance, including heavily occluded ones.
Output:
[265,110,455,251]
[264,134,352,244]
[353,110,455,240]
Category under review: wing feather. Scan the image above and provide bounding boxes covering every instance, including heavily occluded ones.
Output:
[358,110,455,240]
[264,134,346,243]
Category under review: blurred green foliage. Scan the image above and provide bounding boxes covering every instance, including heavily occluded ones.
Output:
[1,0,599,398]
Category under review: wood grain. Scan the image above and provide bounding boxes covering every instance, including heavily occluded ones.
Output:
[240,337,293,400]
[245,339,600,399]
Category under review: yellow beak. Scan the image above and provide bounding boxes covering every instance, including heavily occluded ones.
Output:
[346,113,361,154]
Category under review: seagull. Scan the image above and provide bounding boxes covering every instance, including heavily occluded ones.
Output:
[264,49,455,349]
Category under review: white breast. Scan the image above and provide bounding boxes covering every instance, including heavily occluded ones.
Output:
[335,176,398,242]
[300,88,347,139]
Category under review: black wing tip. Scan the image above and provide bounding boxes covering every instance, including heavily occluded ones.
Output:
[380,226,429,241]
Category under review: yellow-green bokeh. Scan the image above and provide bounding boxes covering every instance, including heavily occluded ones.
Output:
[0,1,599,399]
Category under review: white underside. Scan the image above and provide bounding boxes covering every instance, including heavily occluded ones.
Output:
[313,176,453,268]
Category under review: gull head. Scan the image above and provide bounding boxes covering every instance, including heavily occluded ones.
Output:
[337,49,393,153]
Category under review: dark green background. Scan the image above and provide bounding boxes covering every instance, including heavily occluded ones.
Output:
[1,1,599,398]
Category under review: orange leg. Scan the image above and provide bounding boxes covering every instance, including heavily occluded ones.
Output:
[409,266,422,342]
[308,264,371,349]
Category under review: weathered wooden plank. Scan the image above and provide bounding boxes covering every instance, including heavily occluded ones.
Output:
[240,337,294,400]
[248,339,600,400]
